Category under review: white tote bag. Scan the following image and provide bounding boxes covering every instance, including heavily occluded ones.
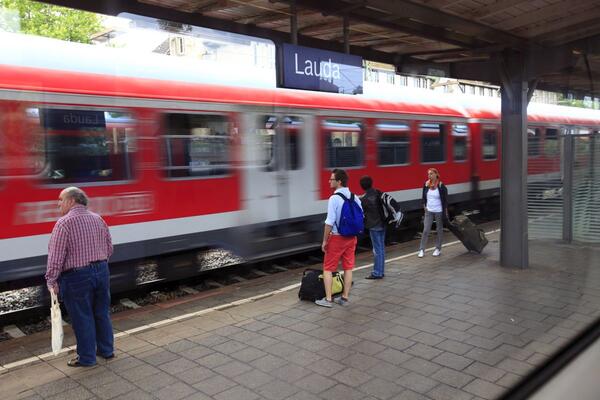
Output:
[50,291,64,356]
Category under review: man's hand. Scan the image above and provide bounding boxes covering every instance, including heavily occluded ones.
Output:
[48,283,59,296]
[322,224,332,253]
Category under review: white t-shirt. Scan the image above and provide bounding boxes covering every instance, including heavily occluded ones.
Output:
[426,187,443,213]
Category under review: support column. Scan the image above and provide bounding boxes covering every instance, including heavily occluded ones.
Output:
[500,51,529,268]
[562,134,574,242]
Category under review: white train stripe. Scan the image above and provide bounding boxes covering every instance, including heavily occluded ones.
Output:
[0,210,242,262]
[0,180,499,262]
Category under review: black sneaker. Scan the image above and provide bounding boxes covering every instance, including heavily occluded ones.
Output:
[97,352,115,360]
[365,275,383,280]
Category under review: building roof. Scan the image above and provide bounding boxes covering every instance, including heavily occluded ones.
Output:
[42,0,600,97]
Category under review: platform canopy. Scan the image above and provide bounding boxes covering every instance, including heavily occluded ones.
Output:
[44,0,600,97]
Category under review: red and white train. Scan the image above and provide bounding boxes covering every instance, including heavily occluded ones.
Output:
[2,33,600,290]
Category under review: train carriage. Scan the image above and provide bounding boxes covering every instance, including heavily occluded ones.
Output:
[1,33,600,291]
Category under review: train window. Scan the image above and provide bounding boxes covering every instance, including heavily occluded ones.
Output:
[528,128,541,157]
[377,121,410,166]
[452,124,468,162]
[31,108,135,184]
[162,113,230,178]
[283,116,303,170]
[545,128,559,156]
[420,123,446,163]
[255,116,276,170]
[255,116,303,171]
[324,119,364,168]
[483,129,498,160]
[574,129,591,154]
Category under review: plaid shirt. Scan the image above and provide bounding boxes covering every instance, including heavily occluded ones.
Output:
[45,205,113,289]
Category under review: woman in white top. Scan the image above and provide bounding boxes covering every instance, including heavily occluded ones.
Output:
[418,168,448,257]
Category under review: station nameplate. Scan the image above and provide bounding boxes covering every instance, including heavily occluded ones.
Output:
[281,43,363,94]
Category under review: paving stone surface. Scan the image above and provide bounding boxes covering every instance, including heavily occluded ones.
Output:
[1,229,600,400]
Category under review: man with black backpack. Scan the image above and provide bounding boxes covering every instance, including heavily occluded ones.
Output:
[359,176,403,280]
[316,169,363,308]
[360,176,386,280]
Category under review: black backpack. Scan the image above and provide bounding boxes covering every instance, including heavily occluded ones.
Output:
[298,269,344,301]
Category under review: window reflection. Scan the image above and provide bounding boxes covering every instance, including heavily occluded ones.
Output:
[255,115,303,171]
[483,128,498,160]
[377,121,410,166]
[528,128,541,157]
[324,120,363,168]
[162,113,230,178]
[453,124,468,162]
[30,108,135,183]
[420,123,446,163]
[545,128,559,156]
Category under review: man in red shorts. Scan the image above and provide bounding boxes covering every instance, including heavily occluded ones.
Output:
[316,169,363,307]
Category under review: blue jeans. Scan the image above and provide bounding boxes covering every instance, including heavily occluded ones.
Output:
[59,261,113,366]
[369,226,386,277]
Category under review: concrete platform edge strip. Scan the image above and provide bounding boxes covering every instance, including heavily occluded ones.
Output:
[0,228,500,373]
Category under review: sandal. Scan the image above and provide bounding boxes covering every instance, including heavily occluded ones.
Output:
[67,357,93,367]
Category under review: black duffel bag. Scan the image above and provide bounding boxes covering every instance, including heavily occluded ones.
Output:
[298,269,344,302]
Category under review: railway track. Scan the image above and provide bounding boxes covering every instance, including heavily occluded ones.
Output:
[0,247,328,341]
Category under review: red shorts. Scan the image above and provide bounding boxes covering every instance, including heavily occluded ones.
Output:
[323,235,357,272]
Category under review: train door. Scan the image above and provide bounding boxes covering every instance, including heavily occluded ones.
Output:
[449,122,471,188]
[276,114,315,219]
[242,113,312,223]
[0,103,10,239]
[480,124,501,185]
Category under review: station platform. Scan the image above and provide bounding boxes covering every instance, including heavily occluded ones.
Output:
[1,225,599,400]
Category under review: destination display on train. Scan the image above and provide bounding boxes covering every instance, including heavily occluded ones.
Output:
[40,109,106,130]
[281,44,363,94]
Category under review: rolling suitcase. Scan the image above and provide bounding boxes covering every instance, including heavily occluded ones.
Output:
[448,215,488,253]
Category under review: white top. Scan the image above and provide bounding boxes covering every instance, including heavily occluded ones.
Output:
[426,188,443,213]
[324,187,363,235]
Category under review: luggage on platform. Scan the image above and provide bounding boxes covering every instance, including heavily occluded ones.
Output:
[448,215,488,253]
[298,269,344,301]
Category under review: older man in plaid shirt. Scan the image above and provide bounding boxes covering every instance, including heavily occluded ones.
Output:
[46,187,114,367]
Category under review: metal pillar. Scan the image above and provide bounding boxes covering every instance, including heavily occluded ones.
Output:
[562,134,574,242]
[500,51,529,268]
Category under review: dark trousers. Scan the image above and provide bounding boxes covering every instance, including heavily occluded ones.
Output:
[59,261,113,366]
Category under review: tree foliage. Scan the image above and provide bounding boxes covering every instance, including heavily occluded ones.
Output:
[558,95,600,110]
[0,0,102,43]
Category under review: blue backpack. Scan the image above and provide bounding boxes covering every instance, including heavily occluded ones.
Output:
[335,192,364,236]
